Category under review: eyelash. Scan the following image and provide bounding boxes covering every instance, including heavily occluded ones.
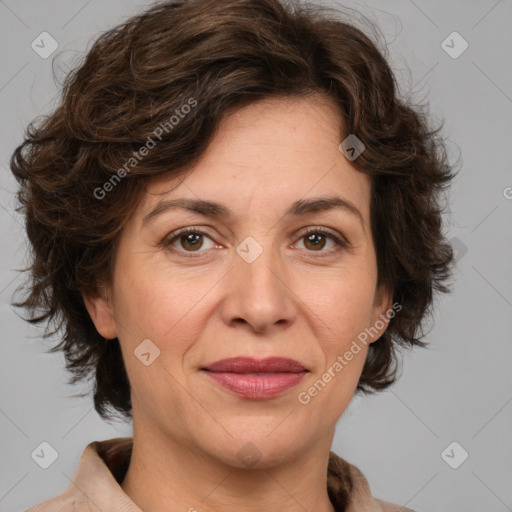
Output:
[162,226,348,258]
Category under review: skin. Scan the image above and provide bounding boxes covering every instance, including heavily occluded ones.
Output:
[83,94,392,512]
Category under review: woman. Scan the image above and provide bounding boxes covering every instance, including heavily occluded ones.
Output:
[10,0,454,510]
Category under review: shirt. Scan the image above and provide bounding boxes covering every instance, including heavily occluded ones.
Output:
[25,437,416,512]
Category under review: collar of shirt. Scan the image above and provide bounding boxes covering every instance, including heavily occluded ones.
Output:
[26,437,415,512]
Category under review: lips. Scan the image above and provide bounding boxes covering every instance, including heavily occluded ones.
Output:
[202,357,307,373]
[201,357,308,399]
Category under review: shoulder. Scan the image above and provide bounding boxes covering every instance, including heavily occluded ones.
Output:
[348,463,418,512]
[374,497,418,512]
[24,490,84,512]
[24,437,136,512]
[328,450,418,512]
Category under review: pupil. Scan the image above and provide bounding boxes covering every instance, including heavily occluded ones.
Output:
[306,233,325,250]
[183,233,202,250]
[179,233,326,251]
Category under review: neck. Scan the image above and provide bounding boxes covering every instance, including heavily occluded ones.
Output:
[121,420,337,512]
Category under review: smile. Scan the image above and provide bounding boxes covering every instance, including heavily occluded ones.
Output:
[201,357,309,399]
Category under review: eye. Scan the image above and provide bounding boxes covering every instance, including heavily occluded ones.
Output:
[293,228,348,254]
[163,226,348,258]
[164,227,217,254]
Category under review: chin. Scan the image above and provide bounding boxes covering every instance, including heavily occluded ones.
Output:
[204,429,310,471]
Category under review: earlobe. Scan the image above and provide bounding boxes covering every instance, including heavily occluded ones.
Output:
[369,284,394,343]
[81,285,118,340]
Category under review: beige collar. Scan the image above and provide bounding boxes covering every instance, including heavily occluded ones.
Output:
[27,437,413,512]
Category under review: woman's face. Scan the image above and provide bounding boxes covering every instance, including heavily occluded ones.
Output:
[85,95,392,467]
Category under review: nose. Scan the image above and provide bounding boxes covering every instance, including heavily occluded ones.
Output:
[219,243,297,334]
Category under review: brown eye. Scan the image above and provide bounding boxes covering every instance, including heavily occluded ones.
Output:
[294,228,348,255]
[179,232,204,251]
[303,232,327,251]
[164,228,216,254]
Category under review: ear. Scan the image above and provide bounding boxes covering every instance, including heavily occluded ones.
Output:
[368,283,394,344]
[81,284,118,340]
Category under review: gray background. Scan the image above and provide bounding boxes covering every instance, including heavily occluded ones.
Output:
[1,1,511,511]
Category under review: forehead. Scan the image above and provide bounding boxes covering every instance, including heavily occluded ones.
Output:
[140,95,371,221]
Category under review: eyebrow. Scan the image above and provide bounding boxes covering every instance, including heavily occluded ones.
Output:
[142,196,364,228]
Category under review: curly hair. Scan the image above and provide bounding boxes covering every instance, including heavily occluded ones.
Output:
[10,0,455,421]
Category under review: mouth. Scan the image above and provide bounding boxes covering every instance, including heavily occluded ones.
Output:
[200,357,309,399]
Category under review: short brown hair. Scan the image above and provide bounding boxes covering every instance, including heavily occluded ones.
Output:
[10,0,455,421]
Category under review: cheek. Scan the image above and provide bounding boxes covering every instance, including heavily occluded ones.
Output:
[297,268,375,402]
[112,269,209,421]
[302,268,377,343]
[112,254,198,337]
[112,260,221,382]
[297,281,372,423]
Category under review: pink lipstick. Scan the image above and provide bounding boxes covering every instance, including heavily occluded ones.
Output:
[201,357,308,399]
